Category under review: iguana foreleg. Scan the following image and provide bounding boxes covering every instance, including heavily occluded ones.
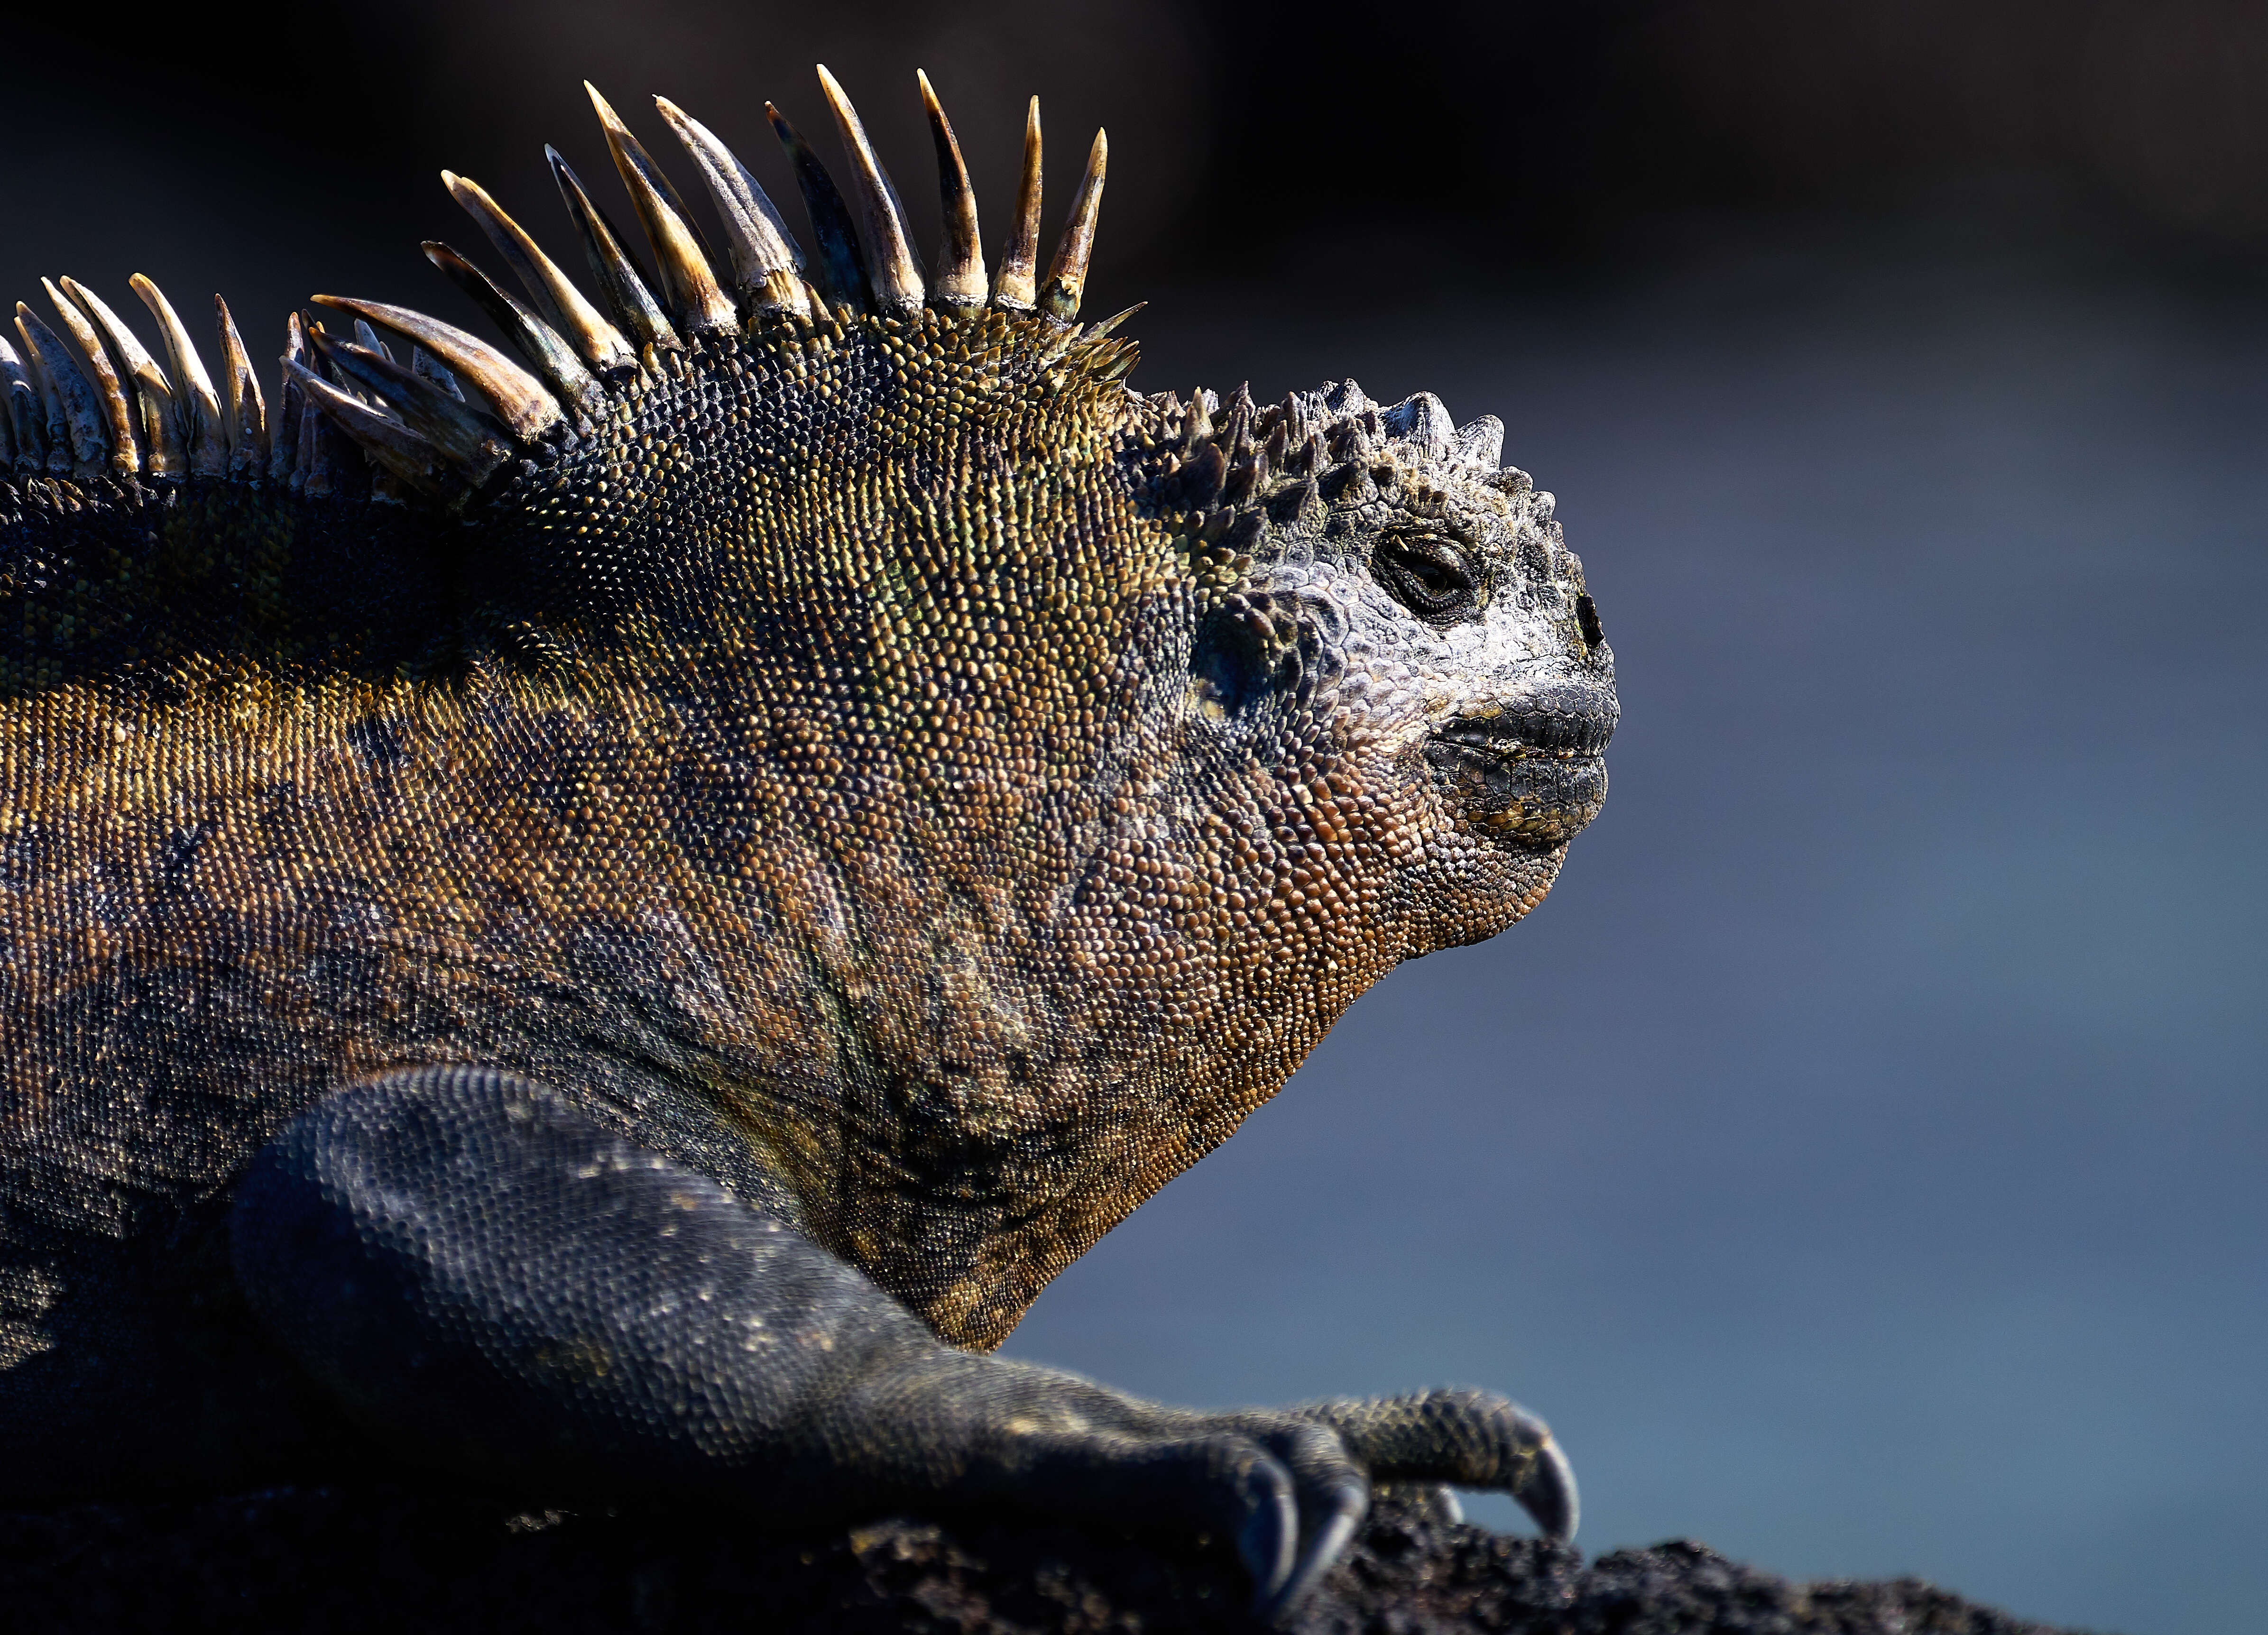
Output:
[229,1068,1569,1620]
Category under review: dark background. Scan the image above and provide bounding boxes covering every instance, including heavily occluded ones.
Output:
[7,4,2262,1632]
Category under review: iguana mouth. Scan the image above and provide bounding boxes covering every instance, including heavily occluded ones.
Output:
[1430,701,1614,758]
[1422,691,1615,846]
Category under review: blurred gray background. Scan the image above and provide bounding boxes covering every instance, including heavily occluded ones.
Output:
[6,5,2262,1631]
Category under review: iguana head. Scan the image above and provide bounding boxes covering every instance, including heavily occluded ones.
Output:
[1158,377,1615,964]
[3,68,1613,1339]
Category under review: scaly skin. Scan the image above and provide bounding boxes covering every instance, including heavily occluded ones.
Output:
[0,79,1614,1618]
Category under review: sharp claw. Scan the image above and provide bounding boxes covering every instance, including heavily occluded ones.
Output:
[1262,1480,1367,1625]
[1515,1433,1579,1543]
[1238,1479,1299,1613]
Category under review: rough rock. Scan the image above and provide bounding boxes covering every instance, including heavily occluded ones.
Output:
[0,1482,2084,1634]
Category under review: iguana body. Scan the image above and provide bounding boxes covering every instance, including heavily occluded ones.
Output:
[0,69,1615,1616]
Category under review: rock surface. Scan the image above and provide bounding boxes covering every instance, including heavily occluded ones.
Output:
[0,1482,2084,1634]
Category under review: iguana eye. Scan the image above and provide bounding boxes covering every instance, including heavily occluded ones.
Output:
[1372,533,1483,623]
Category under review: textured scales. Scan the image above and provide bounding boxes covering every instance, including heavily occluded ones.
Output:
[0,68,1613,1618]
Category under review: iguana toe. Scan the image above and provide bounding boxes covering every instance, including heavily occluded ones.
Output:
[1262,1475,1368,1623]
[1517,1431,1579,1543]
[1234,1462,1300,1610]
[1249,1419,1371,1620]
[1280,1388,1578,1542]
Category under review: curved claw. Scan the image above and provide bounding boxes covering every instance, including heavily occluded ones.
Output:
[1236,1475,1299,1612]
[1515,1433,1578,1543]
[1261,1479,1367,1625]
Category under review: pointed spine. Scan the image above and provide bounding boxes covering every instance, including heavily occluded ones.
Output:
[813,65,923,316]
[1181,439,1227,507]
[311,295,562,442]
[443,171,636,372]
[295,399,319,492]
[1092,342,1138,385]
[55,278,156,471]
[916,71,986,313]
[212,296,267,478]
[1084,303,1144,343]
[0,336,45,470]
[15,319,74,473]
[653,96,810,321]
[43,280,137,474]
[585,83,738,335]
[311,329,513,478]
[1326,413,1374,463]
[1278,391,1309,448]
[129,275,228,477]
[547,147,681,353]
[995,98,1043,312]
[1183,386,1213,446]
[423,242,603,419]
[413,346,464,401]
[271,312,305,481]
[1039,129,1106,321]
[16,304,111,474]
[350,318,395,366]
[303,397,340,496]
[284,357,459,499]
[1221,381,1256,463]
[768,102,870,313]
[62,277,184,478]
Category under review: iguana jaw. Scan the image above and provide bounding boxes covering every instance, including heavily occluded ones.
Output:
[1423,683,1615,848]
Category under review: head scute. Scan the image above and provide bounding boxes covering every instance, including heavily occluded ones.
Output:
[1148,374,1534,535]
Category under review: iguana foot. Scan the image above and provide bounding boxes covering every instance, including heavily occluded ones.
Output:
[1291,1388,1577,1540]
[1202,1390,1573,1618]
[995,1392,1573,1619]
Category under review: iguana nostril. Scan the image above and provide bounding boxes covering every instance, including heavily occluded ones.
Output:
[1576,594,1604,649]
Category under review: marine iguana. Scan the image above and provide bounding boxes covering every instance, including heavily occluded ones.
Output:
[0,66,1616,1619]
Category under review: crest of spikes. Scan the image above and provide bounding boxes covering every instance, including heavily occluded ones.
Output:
[0,67,1115,504]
